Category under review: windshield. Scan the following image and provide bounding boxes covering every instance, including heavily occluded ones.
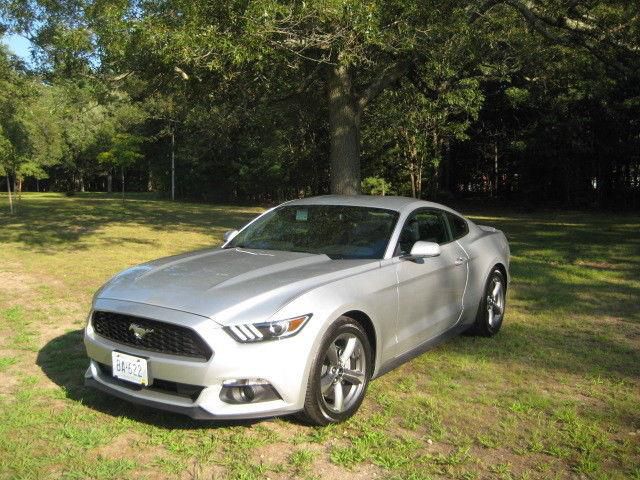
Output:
[226,205,399,259]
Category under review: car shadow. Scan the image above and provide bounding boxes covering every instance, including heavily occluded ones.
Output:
[37,329,278,430]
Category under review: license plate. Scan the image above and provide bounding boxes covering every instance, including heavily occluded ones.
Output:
[112,351,149,386]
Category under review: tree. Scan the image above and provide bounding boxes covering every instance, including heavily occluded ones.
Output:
[0,127,15,213]
[364,77,483,198]
[94,1,493,194]
[204,0,637,194]
[0,44,32,212]
[361,176,391,196]
[17,161,48,192]
[143,93,188,201]
[97,133,144,202]
[18,83,66,191]
[1,0,638,207]
[4,1,490,194]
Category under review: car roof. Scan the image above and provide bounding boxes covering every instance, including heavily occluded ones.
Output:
[284,195,456,214]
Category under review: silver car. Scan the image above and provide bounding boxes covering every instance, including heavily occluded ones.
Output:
[84,195,510,425]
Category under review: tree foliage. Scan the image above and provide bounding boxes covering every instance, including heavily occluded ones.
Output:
[0,0,639,209]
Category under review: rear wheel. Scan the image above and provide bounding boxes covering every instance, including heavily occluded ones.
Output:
[297,317,372,425]
[469,268,506,337]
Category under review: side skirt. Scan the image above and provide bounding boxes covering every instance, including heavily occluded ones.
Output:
[372,323,469,379]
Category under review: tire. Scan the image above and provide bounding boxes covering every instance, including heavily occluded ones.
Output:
[297,316,373,426]
[468,268,506,337]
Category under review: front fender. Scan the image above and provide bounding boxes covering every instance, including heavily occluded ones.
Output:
[272,262,399,390]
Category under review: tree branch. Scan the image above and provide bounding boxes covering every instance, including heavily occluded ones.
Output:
[502,0,633,75]
[406,65,439,101]
[357,60,411,112]
[467,0,503,24]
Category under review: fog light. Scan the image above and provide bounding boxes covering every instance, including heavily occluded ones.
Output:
[239,386,255,402]
[220,379,281,404]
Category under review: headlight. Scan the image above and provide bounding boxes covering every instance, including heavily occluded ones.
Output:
[224,314,312,343]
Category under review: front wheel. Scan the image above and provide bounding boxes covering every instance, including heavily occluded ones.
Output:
[469,268,506,337]
[297,317,372,425]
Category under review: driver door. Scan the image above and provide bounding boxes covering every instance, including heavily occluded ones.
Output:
[394,209,468,355]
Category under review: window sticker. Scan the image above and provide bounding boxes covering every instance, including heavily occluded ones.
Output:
[295,209,308,221]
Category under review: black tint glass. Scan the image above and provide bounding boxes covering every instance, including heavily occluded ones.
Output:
[397,210,450,255]
[446,213,468,240]
[226,205,398,259]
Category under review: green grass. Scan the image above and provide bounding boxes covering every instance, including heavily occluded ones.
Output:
[0,192,639,479]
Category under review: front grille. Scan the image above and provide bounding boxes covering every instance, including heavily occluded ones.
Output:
[92,311,213,360]
[96,362,205,401]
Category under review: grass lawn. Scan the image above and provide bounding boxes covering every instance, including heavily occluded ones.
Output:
[0,192,639,480]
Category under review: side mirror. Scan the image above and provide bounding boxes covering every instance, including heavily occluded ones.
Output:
[409,241,441,258]
[223,230,239,243]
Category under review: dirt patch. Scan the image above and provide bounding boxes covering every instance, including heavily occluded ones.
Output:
[0,374,20,396]
[0,269,65,295]
[254,441,293,466]
[471,444,570,479]
[311,458,383,480]
[574,260,619,270]
[181,461,226,480]
[37,316,87,347]
[95,432,172,479]
[0,271,37,294]
[261,418,307,441]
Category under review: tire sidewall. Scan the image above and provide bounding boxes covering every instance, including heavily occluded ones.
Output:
[311,318,372,423]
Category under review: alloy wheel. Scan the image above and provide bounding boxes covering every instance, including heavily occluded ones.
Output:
[486,278,505,327]
[319,333,366,413]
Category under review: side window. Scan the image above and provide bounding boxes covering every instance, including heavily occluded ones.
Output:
[446,213,469,240]
[396,209,451,255]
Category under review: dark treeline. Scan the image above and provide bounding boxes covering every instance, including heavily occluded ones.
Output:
[1,1,639,210]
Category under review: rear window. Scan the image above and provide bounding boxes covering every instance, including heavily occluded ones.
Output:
[446,213,469,240]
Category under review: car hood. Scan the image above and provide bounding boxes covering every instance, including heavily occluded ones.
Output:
[96,247,379,325]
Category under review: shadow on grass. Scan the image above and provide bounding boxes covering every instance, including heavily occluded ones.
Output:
[483,213,640,322]
[0,193,260,251]
[36,330,266,430]
[452,320,640,379]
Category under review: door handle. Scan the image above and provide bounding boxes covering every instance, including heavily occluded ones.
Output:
[454,257,466,266]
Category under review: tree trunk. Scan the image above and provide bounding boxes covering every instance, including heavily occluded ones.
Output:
[121,167,125,204]
[328,65,361,195]
[171,128,176,201]
[6,174,13,214]
[416,157,423,198]
[409,159,416,198]
[440,139,451,194]
[494,143,499,197]
[431,130,441,198]
[147,160,153,192]
[107,172,112,192]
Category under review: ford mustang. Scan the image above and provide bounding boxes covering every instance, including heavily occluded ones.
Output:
[84,195,510,425]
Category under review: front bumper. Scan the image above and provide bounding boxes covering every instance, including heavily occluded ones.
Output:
[83,362,297,420]
[85,374,214,419]
[83,299,315,420]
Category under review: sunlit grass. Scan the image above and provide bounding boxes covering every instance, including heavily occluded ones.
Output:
[0,193,638,479]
